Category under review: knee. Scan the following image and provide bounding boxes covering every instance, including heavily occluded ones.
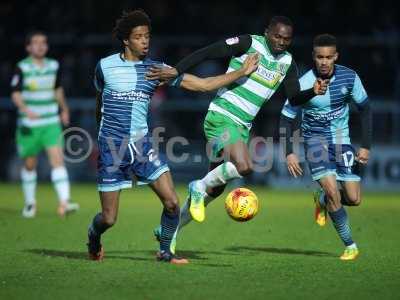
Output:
[163,195,179,213]
[235,160,253,176]
[347,194,361,206]
[323,185,338,203]
[102,212,117,227]
[352,198,361,206]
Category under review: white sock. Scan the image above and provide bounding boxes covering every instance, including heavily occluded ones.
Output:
[51,166,70,204]
[347,243,357,249]
[199,162,242,190]
[21,168,37,206]
[179,193,215,230]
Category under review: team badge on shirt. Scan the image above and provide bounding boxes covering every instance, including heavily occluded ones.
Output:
[11,74,20,87]
[225,37,239,45]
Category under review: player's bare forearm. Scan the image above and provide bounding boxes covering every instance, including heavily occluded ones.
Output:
[55,87,70,126]
[11,91,39,119]
[11,91,27,113]
[180,53,259,92]
[179,70,244,92]
[55,87,68,111]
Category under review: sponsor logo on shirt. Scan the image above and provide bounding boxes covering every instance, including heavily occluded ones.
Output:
[304,107,346,122]
[110,90,151,102]
[255,65,281,86]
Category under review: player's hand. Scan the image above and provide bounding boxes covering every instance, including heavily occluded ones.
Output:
[146,66,178,82]
[286,153,303,178]
[356,148,369,164]
[313,78,329,95]
[240,53,260,76]
[60,109,70,126]
[25,109,39,120]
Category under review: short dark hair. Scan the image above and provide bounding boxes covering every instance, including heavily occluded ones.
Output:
[112,9,151,44]
[25,30,47,46]
[313,34,337,47]
[268,16,293,29]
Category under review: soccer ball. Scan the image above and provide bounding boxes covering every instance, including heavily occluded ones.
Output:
[225,188,259,222]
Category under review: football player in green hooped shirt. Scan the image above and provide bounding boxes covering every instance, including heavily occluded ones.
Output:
[147,16,329,230]
[11,31,79,218]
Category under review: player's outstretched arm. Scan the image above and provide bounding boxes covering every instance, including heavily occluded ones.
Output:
[146,35,252,82]
[179,53,259,92]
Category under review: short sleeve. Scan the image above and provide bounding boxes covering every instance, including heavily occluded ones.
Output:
[55,67,62,88]
[94,61,104,92]
[10,66,23,92]
[351,74,368,107]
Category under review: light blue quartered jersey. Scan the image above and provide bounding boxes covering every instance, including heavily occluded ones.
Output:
[94,53,164,142]
[281,65,368,144]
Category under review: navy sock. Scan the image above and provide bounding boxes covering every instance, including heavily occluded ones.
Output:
[160,208,180,254]
[328,207,354,247]
[89,213,109,238]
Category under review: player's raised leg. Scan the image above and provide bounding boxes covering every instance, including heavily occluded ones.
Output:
[175,161,226,232]
[150,172,188,264]
[153,163,225,239]
[21,156,38,218]
[319,175,359,260]
[188,140,251,222]
[87,191,120,261]
[46,145,79,217]
[339,181,361,206]
[187,114,253,222]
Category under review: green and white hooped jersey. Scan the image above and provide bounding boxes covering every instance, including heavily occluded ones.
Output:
[209,35,292,128]
[12,57,60,127]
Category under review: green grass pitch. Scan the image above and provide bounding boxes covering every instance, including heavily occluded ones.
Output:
[0,183,399,299]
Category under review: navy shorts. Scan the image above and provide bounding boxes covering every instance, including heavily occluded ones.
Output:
[304,140,361,182]
[97,135,169,192]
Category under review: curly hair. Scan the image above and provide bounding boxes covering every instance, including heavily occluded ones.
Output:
[112,9,151,44]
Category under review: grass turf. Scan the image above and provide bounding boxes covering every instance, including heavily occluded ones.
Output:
[0,183,399,300]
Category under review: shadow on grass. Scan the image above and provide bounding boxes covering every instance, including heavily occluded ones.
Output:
[225,246,336,257]
[0,207,21,216]
[25,249,233,267]
[24,249,151,261]
[109,249,232,260]
[109,250,234,267]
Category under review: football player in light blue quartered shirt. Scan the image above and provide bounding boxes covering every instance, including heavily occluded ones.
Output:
[87,9,259,264]
[280,34,372,260]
